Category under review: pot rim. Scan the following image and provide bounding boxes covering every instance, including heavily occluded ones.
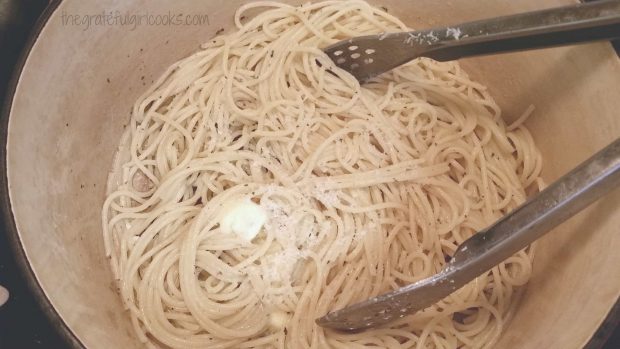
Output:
[0,0,85,348]
[0,1,617,348]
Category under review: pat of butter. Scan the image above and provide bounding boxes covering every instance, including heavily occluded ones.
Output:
[269,310,290,330]
[219,199,267,242]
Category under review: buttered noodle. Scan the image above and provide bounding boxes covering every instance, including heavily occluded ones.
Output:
[102,1,543,348]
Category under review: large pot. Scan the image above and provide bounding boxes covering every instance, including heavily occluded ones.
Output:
[2,0,619,348]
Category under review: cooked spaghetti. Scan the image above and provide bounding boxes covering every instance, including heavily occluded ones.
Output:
[102,1,543,348]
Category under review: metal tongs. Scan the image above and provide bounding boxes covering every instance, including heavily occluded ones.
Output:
[317,138,620,331]
[323,0,620,82]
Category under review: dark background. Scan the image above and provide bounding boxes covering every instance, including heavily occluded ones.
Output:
[0,0,619,348]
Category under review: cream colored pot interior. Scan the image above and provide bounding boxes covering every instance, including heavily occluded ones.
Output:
[6,0,620,348]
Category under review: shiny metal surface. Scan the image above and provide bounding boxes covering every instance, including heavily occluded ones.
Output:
[317,137,620,331]
[324,0,620,82]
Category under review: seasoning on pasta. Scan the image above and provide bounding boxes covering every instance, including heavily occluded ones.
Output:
[102,1,543,348]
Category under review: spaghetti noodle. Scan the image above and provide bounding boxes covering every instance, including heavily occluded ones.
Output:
[102,1,543,348]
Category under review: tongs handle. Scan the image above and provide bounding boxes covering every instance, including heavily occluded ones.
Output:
[451,137,620,282]
[427,0,620,61]
[317,137,620,331]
